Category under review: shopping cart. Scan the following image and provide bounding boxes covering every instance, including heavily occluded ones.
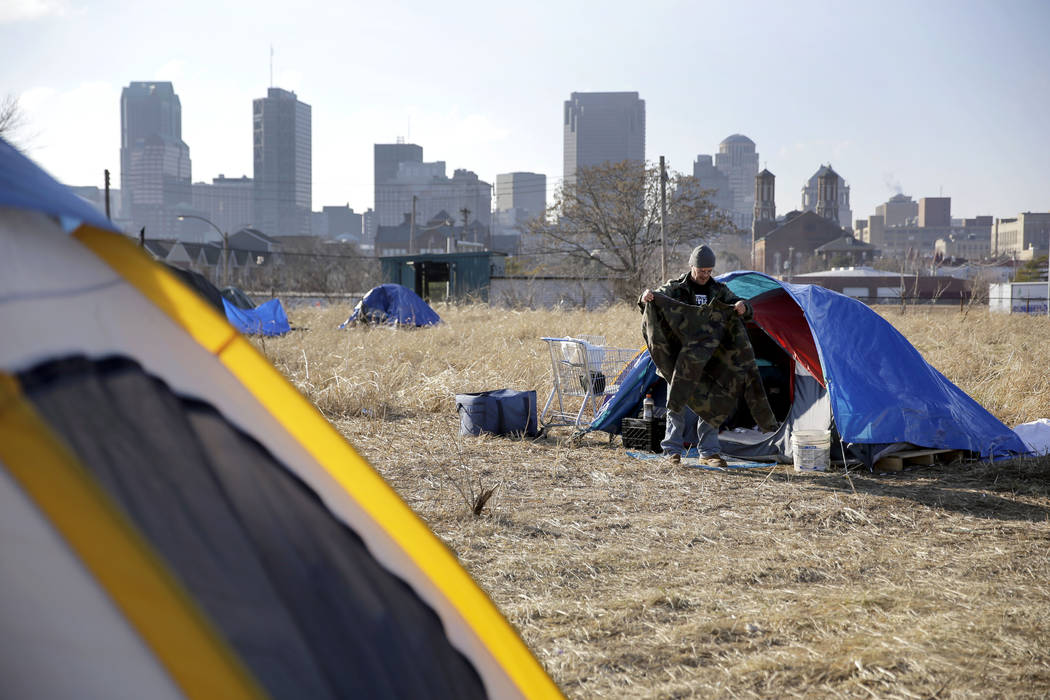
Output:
[539,335,639,430]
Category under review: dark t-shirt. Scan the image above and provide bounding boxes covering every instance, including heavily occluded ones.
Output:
[686,277,717,306]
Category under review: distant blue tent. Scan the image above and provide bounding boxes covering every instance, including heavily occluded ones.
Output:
[222,297,291,336]
[589,270,1028,467]
[341,284,441,327]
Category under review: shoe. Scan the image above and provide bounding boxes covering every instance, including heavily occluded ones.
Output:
[666,453,681,464]
[699,454,728,468]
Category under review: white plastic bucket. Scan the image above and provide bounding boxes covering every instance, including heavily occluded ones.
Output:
[792,429,831,472]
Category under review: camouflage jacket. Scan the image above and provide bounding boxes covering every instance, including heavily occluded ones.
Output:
[642,293,778,432]
[637,272,753,321]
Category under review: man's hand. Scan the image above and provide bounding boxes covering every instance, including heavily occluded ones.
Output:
[642,289,654,303]
[734,301,746,316]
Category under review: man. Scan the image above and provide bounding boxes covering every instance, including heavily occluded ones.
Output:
[639,244,751,467]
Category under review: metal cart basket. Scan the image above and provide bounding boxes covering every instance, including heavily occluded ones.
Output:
[539,335,639,430]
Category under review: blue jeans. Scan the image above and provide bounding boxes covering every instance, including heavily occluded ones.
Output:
[661,407,721,457]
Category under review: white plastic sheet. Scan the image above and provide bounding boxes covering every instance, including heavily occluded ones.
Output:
[1013,418,1050,456]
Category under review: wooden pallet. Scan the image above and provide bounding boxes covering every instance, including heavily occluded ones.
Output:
[873,448,966,472]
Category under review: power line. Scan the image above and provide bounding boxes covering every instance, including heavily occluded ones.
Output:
[140,235,711,262]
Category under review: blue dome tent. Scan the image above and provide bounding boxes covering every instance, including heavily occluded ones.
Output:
[588,270,1028,467]
[341,283,441,327]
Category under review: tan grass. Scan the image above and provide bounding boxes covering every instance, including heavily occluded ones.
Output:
[256,303,1050,699]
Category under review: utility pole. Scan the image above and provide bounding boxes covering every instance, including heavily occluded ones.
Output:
[460,207,470,242]
[659,156,667,281]
[223,231,229,287]
[104,169,111,219]
[409,195,417,255]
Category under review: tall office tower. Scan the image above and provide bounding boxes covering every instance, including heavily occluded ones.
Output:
[120,81,192,239]
[495,172,547,222]
[253,87,311,237]
[714,134,759,231]
[801,164,852,230]
[563,91,645,186]
[692,154,733,214]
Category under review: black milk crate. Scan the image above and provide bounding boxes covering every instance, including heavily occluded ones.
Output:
[621,417,665,453]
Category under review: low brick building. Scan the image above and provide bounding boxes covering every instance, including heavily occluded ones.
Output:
[754,210,844,276]
[814,235,878,268]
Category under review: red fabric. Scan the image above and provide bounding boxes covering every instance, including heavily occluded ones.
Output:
[750,290,826,387]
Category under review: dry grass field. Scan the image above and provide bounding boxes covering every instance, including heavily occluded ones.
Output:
[254,302,1050,699]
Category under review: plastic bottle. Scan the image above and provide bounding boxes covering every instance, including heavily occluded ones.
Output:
[642,393,654,421]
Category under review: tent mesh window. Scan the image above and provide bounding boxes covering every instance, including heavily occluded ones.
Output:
[16,355,488,700]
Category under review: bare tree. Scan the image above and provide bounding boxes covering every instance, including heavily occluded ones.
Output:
[526,160,735,300]
[275,237,380,295]
[0,94,25,148]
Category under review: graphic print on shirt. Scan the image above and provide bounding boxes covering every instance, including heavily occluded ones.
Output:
[694,294,708,305]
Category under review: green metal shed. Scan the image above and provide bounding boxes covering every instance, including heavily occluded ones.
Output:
[380,252,506,302]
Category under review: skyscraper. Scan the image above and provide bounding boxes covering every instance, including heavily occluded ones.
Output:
[714,134,759,231]
[120,81,192,238]
[495,172,546,222]
[563,92,645,185]
[253,88,311,237]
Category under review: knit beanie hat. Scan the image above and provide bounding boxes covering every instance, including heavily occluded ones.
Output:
[688,244,716,268]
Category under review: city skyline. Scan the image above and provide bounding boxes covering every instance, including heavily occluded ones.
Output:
[3,0,1049,228]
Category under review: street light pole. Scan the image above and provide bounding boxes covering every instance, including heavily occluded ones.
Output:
[659,156,667,282]
[176,214,227,286]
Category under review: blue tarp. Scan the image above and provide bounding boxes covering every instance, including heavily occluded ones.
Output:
[222,298,291,336]
[590,350,660,435]
[341,284,441,327]
[592,270,1027,461]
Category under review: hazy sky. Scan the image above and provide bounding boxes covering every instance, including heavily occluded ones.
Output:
[3,0,1048,223]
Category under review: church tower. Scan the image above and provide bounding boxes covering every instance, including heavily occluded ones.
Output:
[816,166,840,225]
[752,169,777,267]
